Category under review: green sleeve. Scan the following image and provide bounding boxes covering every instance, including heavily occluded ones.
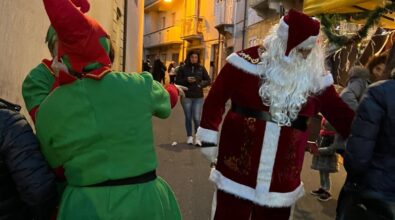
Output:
[141,72,171,119]
[22,63,55,111]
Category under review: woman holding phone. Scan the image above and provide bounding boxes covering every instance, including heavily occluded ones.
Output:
[176,51,211,146]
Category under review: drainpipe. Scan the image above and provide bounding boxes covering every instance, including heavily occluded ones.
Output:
[241,0,248,49]
[181,0,187,61]
[122,0,128,72]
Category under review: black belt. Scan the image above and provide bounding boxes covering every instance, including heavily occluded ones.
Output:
[87,170,157,187]
[231,104,308,131]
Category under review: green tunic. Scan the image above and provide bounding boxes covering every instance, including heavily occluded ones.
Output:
[34,71,181,220]
[22,61,55,112]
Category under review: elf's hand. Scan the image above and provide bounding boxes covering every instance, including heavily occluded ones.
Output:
[51,56,68,77]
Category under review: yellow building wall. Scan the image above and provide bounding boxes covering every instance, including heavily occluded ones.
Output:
[0,1,51,112]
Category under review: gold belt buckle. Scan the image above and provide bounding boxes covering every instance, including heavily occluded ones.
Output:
[246,117,256,124]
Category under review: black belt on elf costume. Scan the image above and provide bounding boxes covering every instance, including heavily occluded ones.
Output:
[87,170,157,187]
[231,104,308,131]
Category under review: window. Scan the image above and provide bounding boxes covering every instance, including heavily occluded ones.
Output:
[171,13,176,26]
[162,17,166,29]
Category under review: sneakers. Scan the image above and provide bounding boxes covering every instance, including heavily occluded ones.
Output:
[310,188,332,202]
[187,136,193,145]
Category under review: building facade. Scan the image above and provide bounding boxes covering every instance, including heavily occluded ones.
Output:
[144,0,219,81]
[246,0,303,48]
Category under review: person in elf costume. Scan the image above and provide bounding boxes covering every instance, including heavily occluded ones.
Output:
[22,26,57,123]
[196,9,355,220]
[22,0,182,219]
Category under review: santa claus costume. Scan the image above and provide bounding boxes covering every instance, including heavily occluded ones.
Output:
[196,9,354,220]
[23,0,181,219]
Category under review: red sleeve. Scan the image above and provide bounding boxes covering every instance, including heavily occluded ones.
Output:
[317,85,355,139]
[165,84,179,109]
[200,63,237,131]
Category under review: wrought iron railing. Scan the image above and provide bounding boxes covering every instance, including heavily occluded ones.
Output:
[144,26,182,48]
[181,16,205,39]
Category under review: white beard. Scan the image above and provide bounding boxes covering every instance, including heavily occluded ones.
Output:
[258,27,326,126]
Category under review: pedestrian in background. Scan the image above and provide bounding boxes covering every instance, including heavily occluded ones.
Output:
[176,51,211,146]
[168,61,176,84]
[366,54,388,82]
[310,85,344,202]
[153,56,166,84]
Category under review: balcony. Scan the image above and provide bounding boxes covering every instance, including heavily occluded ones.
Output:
[145,0,173,12]
[181,16,205,41]
[215,0,235,37]
[144,26,183,49]
[249,0,302,17]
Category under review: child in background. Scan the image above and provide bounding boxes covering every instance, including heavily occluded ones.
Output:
[310,85,344,202]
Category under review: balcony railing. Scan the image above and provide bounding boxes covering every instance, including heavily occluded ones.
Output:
[215,0,235,26]
[145,0,158,7]
[144,26,182,48]
[250,0,269,11]
[181,16,205,40]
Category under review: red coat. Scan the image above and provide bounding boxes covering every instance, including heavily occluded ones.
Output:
[196,46,354,207]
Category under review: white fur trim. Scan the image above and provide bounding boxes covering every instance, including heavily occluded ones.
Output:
[277,17,289,41]
[226,53,259,76]
[210,121,305,207]
[320,73,334,90]
[296,35,318,49]
[210,169,305,207]
[211,190,217,220]
[201,147,218,163]
[196,127,219,144]
[256,122,281,193]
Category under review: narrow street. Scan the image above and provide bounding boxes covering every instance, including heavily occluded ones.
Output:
[154,103,346,220]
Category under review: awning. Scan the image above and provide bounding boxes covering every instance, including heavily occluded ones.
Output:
[303,0,395,29]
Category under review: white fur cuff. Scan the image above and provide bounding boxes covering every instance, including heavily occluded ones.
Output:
[201,147,218,163]
[196,127,219,145]
[320,73,334,90]
[226,53,259,76]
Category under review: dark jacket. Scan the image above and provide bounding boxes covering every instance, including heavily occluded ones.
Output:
[0,99,57,220]
[175,63,211,98]
[345,78,395,200]
[152,59,166,81]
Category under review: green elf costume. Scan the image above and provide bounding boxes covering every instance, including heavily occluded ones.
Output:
[23,0,182,219]
[22,26,57,123]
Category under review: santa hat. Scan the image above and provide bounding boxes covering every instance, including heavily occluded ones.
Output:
[277,9,320,56]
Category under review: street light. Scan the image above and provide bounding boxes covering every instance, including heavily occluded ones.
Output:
[164,0,172,2]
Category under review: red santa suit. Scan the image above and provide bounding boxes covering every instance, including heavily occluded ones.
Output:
[196,9,355,220]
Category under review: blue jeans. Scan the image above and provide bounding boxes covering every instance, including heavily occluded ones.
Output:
[180,97,204,136]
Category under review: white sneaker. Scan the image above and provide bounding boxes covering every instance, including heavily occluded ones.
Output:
[195,139,202,147]
[187,136,193,145]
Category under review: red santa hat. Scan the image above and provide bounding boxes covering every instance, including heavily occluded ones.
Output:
[277,9,320,56]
